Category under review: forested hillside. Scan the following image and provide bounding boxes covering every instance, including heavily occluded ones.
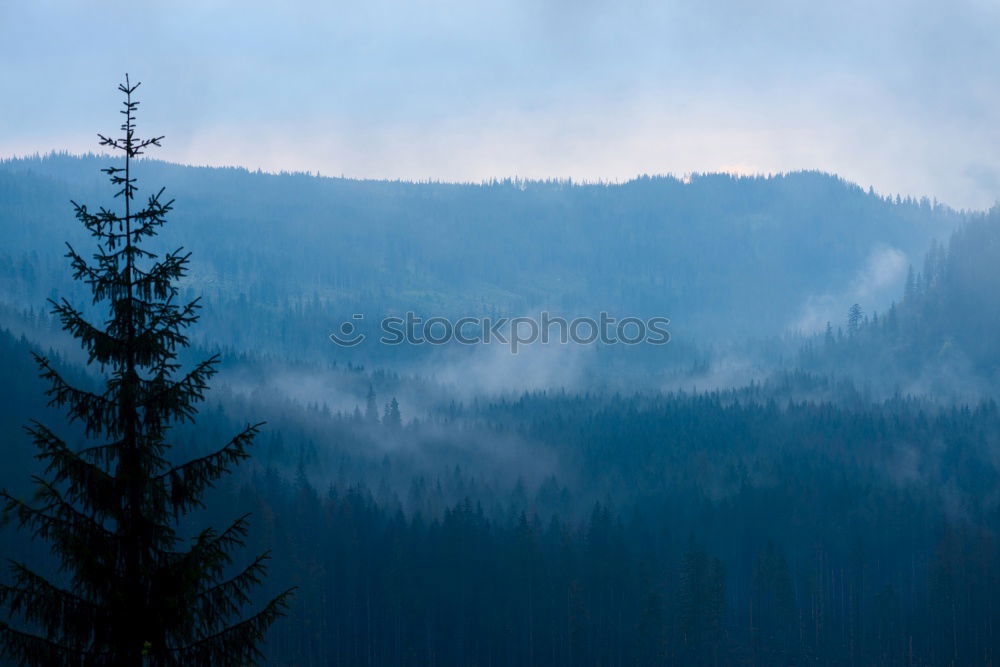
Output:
[0,154,965,356]
[4,325,999,665]
[1,154,995,665]
[800,206,1000,398]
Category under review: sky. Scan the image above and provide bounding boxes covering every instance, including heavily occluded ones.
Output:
[1,0,998,210]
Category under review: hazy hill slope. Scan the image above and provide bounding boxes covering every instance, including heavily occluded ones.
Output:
[799,206,1000,397]
[0,154,966,344]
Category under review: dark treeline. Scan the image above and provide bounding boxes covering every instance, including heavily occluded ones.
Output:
[241,389,1000,667]
[244,478,992,667]
[5,323,1000,664]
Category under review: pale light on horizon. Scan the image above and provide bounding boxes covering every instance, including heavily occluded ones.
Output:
[2,0,998,210]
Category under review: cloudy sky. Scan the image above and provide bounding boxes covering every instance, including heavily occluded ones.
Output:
[1,0,998,209]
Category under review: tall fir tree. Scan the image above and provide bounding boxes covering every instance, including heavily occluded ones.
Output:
[0,76,292,666]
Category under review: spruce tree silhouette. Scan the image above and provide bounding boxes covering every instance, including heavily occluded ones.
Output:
[0,76,293,666]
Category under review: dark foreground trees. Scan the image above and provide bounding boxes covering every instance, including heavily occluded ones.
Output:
[0,77,291,666]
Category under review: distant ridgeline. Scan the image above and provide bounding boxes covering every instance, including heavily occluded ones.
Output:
[0,154,967,363]
[799,205,1000,397]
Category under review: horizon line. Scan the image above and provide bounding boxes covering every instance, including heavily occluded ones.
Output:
[0,149,981,213]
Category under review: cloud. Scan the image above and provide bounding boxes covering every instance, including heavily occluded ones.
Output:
[793,246,908,333]
[420,338,595,398]
[851,246,908,301]
[2,0,999,208]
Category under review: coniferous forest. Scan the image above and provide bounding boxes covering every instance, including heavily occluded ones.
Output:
[4,4,1000,666]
